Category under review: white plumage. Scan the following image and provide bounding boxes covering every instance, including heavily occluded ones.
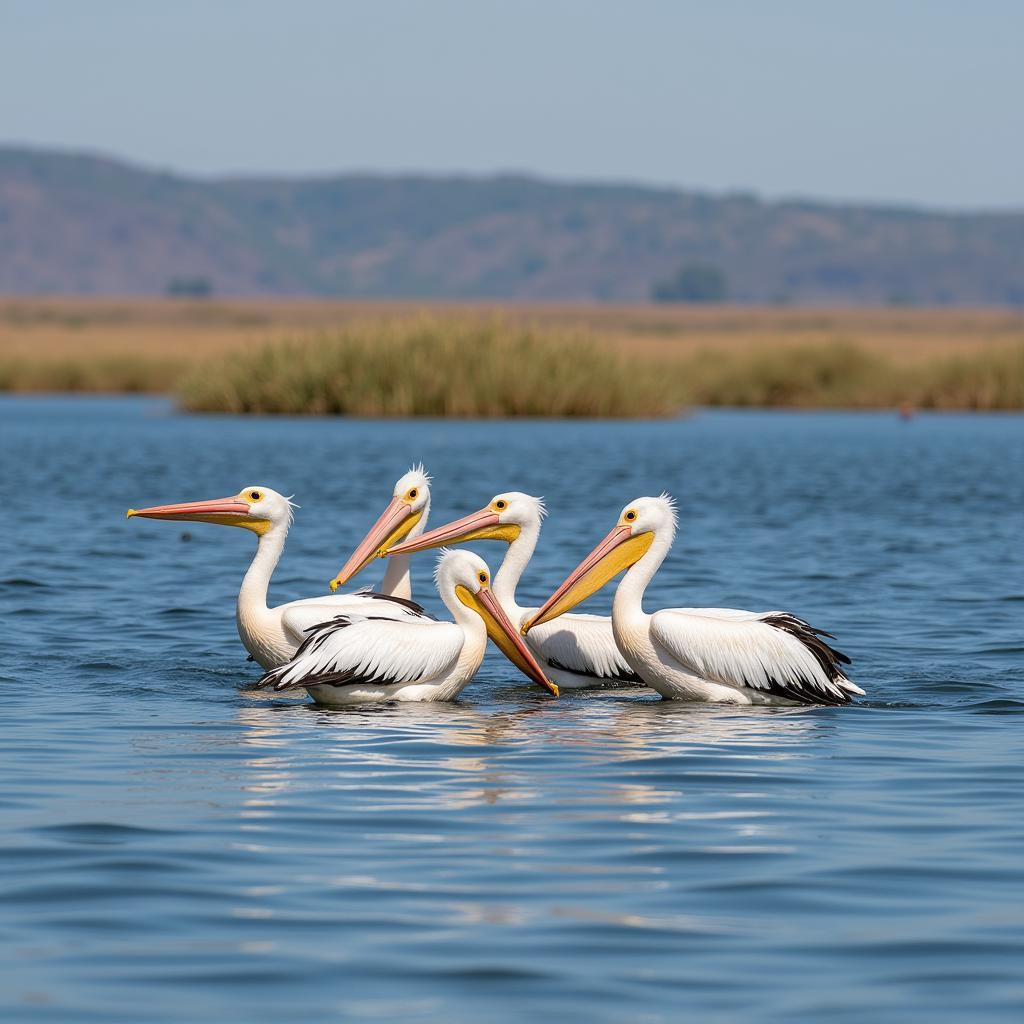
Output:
[525,611,640,685]
[386,491,641,689]
[527,495,862,706]
[264,615,464,696]
[258,550,559,705]
[647,608,858,705]
[127,469,432,669]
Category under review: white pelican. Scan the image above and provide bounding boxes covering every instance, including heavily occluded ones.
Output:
[258,550,560,705]
[386,492,643,690]
[525,495,862,706]
[326,466,432,598]
[126,468,433,670]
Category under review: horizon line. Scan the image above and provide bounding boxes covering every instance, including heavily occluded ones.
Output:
[3,140,1023,219]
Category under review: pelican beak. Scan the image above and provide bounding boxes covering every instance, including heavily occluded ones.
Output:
[126,496,266,534]
[458,584,558,696]
[524,525,653,633]
[385,507,518,556]
[330,497,422,591]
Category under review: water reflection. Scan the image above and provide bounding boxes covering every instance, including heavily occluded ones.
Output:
[234,689,829,755]
[227,691,835,828]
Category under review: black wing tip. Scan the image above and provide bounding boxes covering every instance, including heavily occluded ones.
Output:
[760,612,858,704]
[366,592,437,620]
[257,612,425,693]
[762,613,853,677]
[255,666,287,690]
[760,676,854,706]
[255,615,358,691]
[302,613,355,636]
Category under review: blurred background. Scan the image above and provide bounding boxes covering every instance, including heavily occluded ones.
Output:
[1,0,1022,410]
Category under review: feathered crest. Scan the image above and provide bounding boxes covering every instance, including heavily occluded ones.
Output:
[658,491,679,527]
[395,463,432,500]
[284,494,299,530]
[406,462,431,484]
[490,492,546,522]
[433,546,455,588]
[431,546,487,589]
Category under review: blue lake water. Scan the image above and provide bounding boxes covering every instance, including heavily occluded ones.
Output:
[1,395,1023,1022]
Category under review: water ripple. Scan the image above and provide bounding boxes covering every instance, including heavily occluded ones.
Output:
[1,398,1023,1022]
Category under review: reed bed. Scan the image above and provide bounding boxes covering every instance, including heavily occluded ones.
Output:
[680,342,1024,410]
[1,301,1021,413]
[178,319,679,417]
[0,354,185,393]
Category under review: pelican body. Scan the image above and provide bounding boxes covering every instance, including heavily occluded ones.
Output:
[526,495,862,706]
[126,469,432,670]
[386,492,642,690]
[258,550,560,705]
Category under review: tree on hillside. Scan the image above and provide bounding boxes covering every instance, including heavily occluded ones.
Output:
[166,276,213,298]
[652,263,728,303]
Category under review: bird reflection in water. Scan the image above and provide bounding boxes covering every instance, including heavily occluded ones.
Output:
[231,695,832,821]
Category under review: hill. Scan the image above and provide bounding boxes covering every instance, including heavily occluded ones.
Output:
[2,146,1023,304]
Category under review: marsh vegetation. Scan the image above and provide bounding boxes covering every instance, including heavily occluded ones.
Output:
[1,299,1021,414]
[178,320,678,417]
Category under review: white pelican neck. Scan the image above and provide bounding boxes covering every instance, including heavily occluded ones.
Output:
[612,522,673,623]
[380,498,429,599]
[237,519,288,629]
[438,583,477,633]
[492,515,540,613]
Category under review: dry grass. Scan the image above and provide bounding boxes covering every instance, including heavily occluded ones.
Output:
[677,342,1024,410]
[1,298,1022,412]
[178,319,678,417]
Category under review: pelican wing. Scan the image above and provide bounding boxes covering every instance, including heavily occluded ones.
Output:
[528,612,642,682]
[259,614,464,692]
[650,608,860,705]
[279,591,435,647]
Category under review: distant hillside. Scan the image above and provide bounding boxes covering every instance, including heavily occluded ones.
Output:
[2,146,1023,304]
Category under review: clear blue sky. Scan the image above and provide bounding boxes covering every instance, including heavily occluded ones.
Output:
[3,0,1022,208]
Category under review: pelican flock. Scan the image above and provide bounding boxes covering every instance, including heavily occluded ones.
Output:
[260,550,558,704]
[127,468,433,669]
[386,492,642,689]
[127,471,859,707]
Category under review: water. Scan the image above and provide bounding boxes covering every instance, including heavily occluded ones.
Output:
[2,396,1023,1022]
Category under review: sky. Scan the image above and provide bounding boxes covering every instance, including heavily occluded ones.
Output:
[2,0,1022,209]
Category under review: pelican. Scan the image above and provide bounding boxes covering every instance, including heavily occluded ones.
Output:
[258,550,560,705]
[525,495,862,706]
[385,492,642,689]
[126,468,432,670]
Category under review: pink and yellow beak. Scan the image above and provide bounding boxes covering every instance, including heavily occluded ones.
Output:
[455,582,559,697]
[330,497,423,592]
[524,523,653,633]
[386,506,518,556]
[126,495,267,534]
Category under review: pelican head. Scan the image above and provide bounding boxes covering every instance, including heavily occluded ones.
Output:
[524,494,676,632]
[329,465,432,591]
[126,485,295,536]
[436,549,558,697]
[385,491,544,557]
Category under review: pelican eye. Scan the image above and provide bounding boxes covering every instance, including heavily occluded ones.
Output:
[249,490,262,502]
[407,488,418,500]
[478,571,488,584]
[494,499,508,511]
[625,509,637,522]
